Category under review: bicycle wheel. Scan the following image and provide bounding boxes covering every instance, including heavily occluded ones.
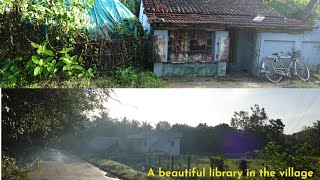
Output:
[295,59,310,81]
[264,58,283,83]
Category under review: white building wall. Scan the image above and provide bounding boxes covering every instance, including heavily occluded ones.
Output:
[139,0,151,33]
[256,20,320,75]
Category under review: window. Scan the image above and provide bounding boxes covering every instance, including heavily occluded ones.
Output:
[168,30,215,62]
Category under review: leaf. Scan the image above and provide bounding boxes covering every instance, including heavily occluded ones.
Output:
[42,40,49,47]
[44,49,54,56]
[10,65,15,72]
[37,46,44,54]
[34,66,42,76]
[65,47,74,53]
[45,57,54,63]
[78,73,84,78]
[47,66,54,72]
[26,61,33,68]
[70,55,78,63]
[16,56,23,61]
[59,47,74,54]
[72,65,83,70]
[2,63,11,71]
[31,42,40,49]
[63,65,70,71]
[62,58,73,64]
[32,56,40,64]
[39,59,44,66]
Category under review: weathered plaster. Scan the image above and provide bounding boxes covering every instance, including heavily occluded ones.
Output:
[154,62,227,77]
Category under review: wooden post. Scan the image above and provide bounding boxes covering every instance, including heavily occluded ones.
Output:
[171,155,174,171]
[145,154,148,168]
[149,152,152,169]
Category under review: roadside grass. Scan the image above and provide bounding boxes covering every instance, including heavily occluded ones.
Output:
[0,71,166,88]
[83,152,320,179]
[281,72,320,88]
[86,158,172,180]
[82,153,265,179]
[284,80,320,88]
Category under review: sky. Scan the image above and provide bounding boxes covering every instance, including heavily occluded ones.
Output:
[105,89,320,135]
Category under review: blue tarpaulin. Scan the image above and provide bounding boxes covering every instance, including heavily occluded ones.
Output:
[88,0,135,38]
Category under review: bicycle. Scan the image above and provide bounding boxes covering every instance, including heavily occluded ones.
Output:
[261,50,310,83]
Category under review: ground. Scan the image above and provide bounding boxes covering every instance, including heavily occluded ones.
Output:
[84,152,320,179]
[28,149,118,180]
[164,72,320,88]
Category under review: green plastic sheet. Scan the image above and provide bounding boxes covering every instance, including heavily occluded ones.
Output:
[88,0,135,38]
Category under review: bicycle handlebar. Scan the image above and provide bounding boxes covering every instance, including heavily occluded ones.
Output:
[272,50,300,57]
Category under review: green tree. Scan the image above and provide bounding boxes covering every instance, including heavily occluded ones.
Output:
[266,0,320,22]
[256,142,320,179]
[231,104,268,132]
[231,105,285,145]
[155,121,171,132]
[1,89,109,155]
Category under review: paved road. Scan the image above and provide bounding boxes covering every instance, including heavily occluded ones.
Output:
[28,149,118,180]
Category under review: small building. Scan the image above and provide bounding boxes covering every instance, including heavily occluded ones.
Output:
[89,136,126,152]
[128,132,182,155]
[139,0,320,77]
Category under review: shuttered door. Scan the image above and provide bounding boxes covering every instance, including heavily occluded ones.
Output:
[148,35,165,63]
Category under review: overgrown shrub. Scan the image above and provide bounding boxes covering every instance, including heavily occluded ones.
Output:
[111,67,165,88]
[0,40,95,87]
[256,142,320,178]
[210,156,225,170]
[2,155,28,180]
[238,159,249,176]
[314,73,320,82]
[87,159,172,180]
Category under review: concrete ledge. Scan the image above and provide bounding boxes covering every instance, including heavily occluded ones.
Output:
[154,61,227,77]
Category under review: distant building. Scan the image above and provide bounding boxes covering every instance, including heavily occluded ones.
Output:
[89,137,126,152]
[128,132,182,155]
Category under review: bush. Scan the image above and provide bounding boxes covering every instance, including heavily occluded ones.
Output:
[210,156,225,170]
[87,159,171,180]
[113,67,139,87]
[138,72,165,88]
[238,159,249,176]
[2,155,28,180]
[256,142,320,178]
[0,40,95,87]
[112,67,165,88]
[314,73,320,82]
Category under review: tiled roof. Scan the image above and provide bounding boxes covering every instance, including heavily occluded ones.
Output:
[142,0,314,30]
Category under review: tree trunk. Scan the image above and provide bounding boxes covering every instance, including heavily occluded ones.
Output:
[297,0,319,21]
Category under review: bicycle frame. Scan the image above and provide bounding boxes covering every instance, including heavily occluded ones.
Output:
[273,56,296,77]
[262,49,310,82]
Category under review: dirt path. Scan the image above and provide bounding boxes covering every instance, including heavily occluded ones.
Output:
[164,73,320,88]
[28,149,118,180]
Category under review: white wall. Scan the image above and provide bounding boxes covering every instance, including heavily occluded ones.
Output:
[132,137,180,155]
[139,0,151,33]
[257,20,320,74]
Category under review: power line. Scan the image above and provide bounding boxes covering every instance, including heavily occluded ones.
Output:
[291,89,320,132]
